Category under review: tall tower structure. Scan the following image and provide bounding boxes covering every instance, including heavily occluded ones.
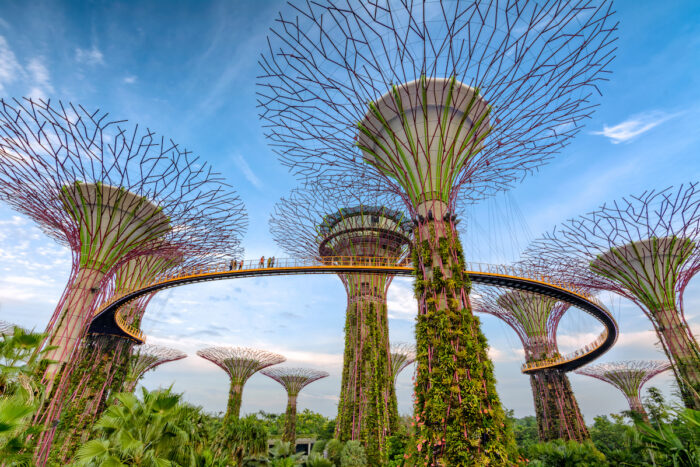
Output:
[125,344,187,392]
[575,361,672,421]
[526,184,700,409]
[270,185,411,464]
[0,98,247,463]
[259,1,617,463]
[261,367,329,446]
[474,288,589,441]
[197,346,285,420]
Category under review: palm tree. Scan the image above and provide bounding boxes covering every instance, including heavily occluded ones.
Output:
[74,388,204,466]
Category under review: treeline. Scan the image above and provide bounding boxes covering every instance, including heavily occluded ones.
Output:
[1,327,698,466]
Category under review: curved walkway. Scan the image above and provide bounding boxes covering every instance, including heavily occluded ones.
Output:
[89,257,618,373]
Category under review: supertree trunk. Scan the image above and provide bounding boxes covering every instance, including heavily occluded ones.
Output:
[49,334,132,464]
[335,273,396,464]
[651,306,700,408]
[412,207,511,465]
[627,394,648,422]
[226,382,244,420]
[283,394,298,446]
[530,370,589,442]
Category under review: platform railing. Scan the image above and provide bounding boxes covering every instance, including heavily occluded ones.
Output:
[96,256,616,368]
[114,310,145,342]
[521,329,609,372]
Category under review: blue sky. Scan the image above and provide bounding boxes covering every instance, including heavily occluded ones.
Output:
[0,0,699,421]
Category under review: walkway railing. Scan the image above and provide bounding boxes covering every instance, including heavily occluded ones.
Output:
[94,256,617,372]
[521,329,609,372]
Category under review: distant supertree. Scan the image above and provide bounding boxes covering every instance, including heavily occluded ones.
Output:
[261,367,329,446]
[575,361,672,420]
[197,347,286,420]
[0,97,248,463]
[473,287,589,442]
[270,184,411,463]
[259,1,617,464]
[0,320,17,335]
[390,343,416,384]
[125,344,187,392]
[525,184,700,409]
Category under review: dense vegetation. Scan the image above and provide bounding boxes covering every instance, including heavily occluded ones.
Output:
[1,327,699,466]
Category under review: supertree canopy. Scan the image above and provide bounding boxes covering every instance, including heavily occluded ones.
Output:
[0,97,248,463]
[473,287,589,442]
[259,1,617,463]
[197,346,286,420]
[525,183,700,410]
[0,320,17,335]
[390,342,416,384]
[125,344,187,392]
[270,183,411,463]
[261,367,329,446]
[575,361,672,420]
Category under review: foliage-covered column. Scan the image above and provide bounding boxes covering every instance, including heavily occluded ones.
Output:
[284,395,298,445]
[411,215,513,465]
[530,370,589,442]
[49,334,132,463]
[336,273,397,465]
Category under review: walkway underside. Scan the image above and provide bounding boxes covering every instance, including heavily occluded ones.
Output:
[89,257,618,373]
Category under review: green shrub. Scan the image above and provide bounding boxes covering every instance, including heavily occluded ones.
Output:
[524,439,607,466]
[311,439,328,455]
[306,452,334,467]
[325,439,344,466]
[340,440,367,466]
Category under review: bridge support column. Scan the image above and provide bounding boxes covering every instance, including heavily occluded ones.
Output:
[530,369,589,442]
[335,273,397,466]
[411,210,513,465]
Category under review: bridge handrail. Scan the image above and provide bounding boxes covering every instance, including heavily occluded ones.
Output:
[94,257,616,371]
[521,329,609,372]
[114,311,145,342]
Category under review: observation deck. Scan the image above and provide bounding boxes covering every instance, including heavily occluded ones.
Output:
[90,256,618,373]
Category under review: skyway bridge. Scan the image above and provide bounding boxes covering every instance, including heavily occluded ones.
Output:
[89,257,618,374]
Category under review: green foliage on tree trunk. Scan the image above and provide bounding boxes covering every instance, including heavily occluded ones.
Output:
[336,296,396,465]
[409,220,514,465]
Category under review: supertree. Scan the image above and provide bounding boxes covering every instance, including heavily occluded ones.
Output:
[390,343,416,384]
[0,97,248,462]
[258,1,617,463]
[197,346,286,420]
[524,183,700,409]
[124,344,187,392]
[0,320,17,335]
[270,183,411,463]
[473,287,589,441]
[261,367,329,446]
[575,361,672,421]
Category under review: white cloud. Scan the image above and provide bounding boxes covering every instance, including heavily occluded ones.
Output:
[233,154,263,189]
[387,278,416,321]
[592,111,678,144]
[0,35,22,93]
[75,46,104,65]
[123,75,137,84]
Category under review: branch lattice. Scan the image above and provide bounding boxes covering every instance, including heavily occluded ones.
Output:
[197,347,286,385]
[390,343,416,383]
[575,360,672,416]
[261,367,329,397]
[524,183,700,409]
[125,344,187,391]
[258,0,618,211]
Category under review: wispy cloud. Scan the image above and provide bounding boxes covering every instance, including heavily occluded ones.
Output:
[26,58,54,99]
[0,35,22,93]
[592,111,678,144]
[123,75,137,84]
[75,46,104,65]
[233,154,263,189]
